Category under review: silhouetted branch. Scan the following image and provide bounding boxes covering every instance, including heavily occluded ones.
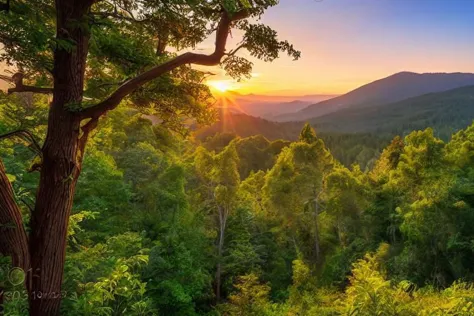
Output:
[80,9,250,120]
[0,73,53,95]
[227,43,246,56]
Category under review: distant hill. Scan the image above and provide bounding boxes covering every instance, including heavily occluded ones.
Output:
[240,100,312,119]
[194,108,303,141]
[276,72,474,122]
[193,109,386,168]
[212,92,336,119]
[196,85,474,168]
[310,85,474,139]
[199,84,474,141]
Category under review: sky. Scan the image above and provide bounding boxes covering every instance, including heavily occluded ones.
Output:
[2,0,473,96]
[205,0,474,96]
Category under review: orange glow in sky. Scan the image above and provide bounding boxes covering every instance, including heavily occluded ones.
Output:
[207,80,240,93]
[199,0,474,96]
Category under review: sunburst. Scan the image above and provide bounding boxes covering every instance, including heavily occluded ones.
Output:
[207,80,237,92]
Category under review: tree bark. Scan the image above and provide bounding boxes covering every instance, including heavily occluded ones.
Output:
[28,108,82,316]
[0,159,30,270]
[0,159,30,312]
[27,1,92,314]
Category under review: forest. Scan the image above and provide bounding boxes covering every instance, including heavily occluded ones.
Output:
[2,93,474,315]
[1,0,474,315]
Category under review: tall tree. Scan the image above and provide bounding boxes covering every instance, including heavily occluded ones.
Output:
[194,144,240,301]
[265,125,333,263]
[0,0,299,314]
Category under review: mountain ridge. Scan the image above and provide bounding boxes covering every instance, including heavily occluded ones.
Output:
[275,72,474,122]
[310,84,474,138]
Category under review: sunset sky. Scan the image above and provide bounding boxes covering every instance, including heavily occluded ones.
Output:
[206,0,474,96]
[1,0,473,96]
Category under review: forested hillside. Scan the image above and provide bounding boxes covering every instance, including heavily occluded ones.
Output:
[212,92,336,119]
[195,111,386,170]
[197,84,474,170]
[2,93,474,315]
[194,109,303,141]
[310,85,474,139]
[276,72,474,122]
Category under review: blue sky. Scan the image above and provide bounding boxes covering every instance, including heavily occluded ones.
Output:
[218,0,474,94]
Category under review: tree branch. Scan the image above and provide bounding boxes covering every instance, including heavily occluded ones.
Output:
[75,118,99,179]
[90,11,151,23]
[92,79,129,89]
[0,130,43,156]
[200,71,216,83]
[80,10,250,120]
[227,43,246,57]
[0,158,30,271]
[0,73,53,95]
[78,118,98,157]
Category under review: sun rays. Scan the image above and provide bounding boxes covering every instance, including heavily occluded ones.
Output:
[207,80,240,93]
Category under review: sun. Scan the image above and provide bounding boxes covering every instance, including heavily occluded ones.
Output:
[207,80,236,92]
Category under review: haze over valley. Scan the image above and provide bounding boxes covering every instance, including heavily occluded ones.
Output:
[205,71,474,138]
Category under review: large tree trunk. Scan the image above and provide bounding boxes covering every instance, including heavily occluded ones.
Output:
[28,108,81,315]
[0,159,30,267]
[0,159,30,311]
[28,1,91,314]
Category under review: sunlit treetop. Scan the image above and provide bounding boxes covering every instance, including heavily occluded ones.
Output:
[0,0,300,133]
[299,123,318,144]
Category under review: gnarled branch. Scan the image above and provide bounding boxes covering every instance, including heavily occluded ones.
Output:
[78,118,98,159]
[80,9,250,120]
[0,129,43,156]
[0,73,53,95]
[227,43,247,57]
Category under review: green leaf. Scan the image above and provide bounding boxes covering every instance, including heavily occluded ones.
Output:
[6,174,16,183]
[240,0,252,8]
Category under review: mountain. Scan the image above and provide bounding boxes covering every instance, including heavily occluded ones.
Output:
[194,107,303,141]
[193,109,386,168]
[200,84,474,141]
[212,92,337,119]
[310,84,474,139]
[276,72,474,122]
[239,100,313,118]
[196,85,474,167]
[233,93,336,103]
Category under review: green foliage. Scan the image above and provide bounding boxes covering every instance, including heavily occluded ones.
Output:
[237,23,301,63]
[196,113,389,169]
[0,0,55,72]
[343,248,407,315]
[1,0,299,133]
[218,274,273,316]
[299,123,317,144]
[145,234,212,315]
[264,130,333,262]
[4,82,474,315]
